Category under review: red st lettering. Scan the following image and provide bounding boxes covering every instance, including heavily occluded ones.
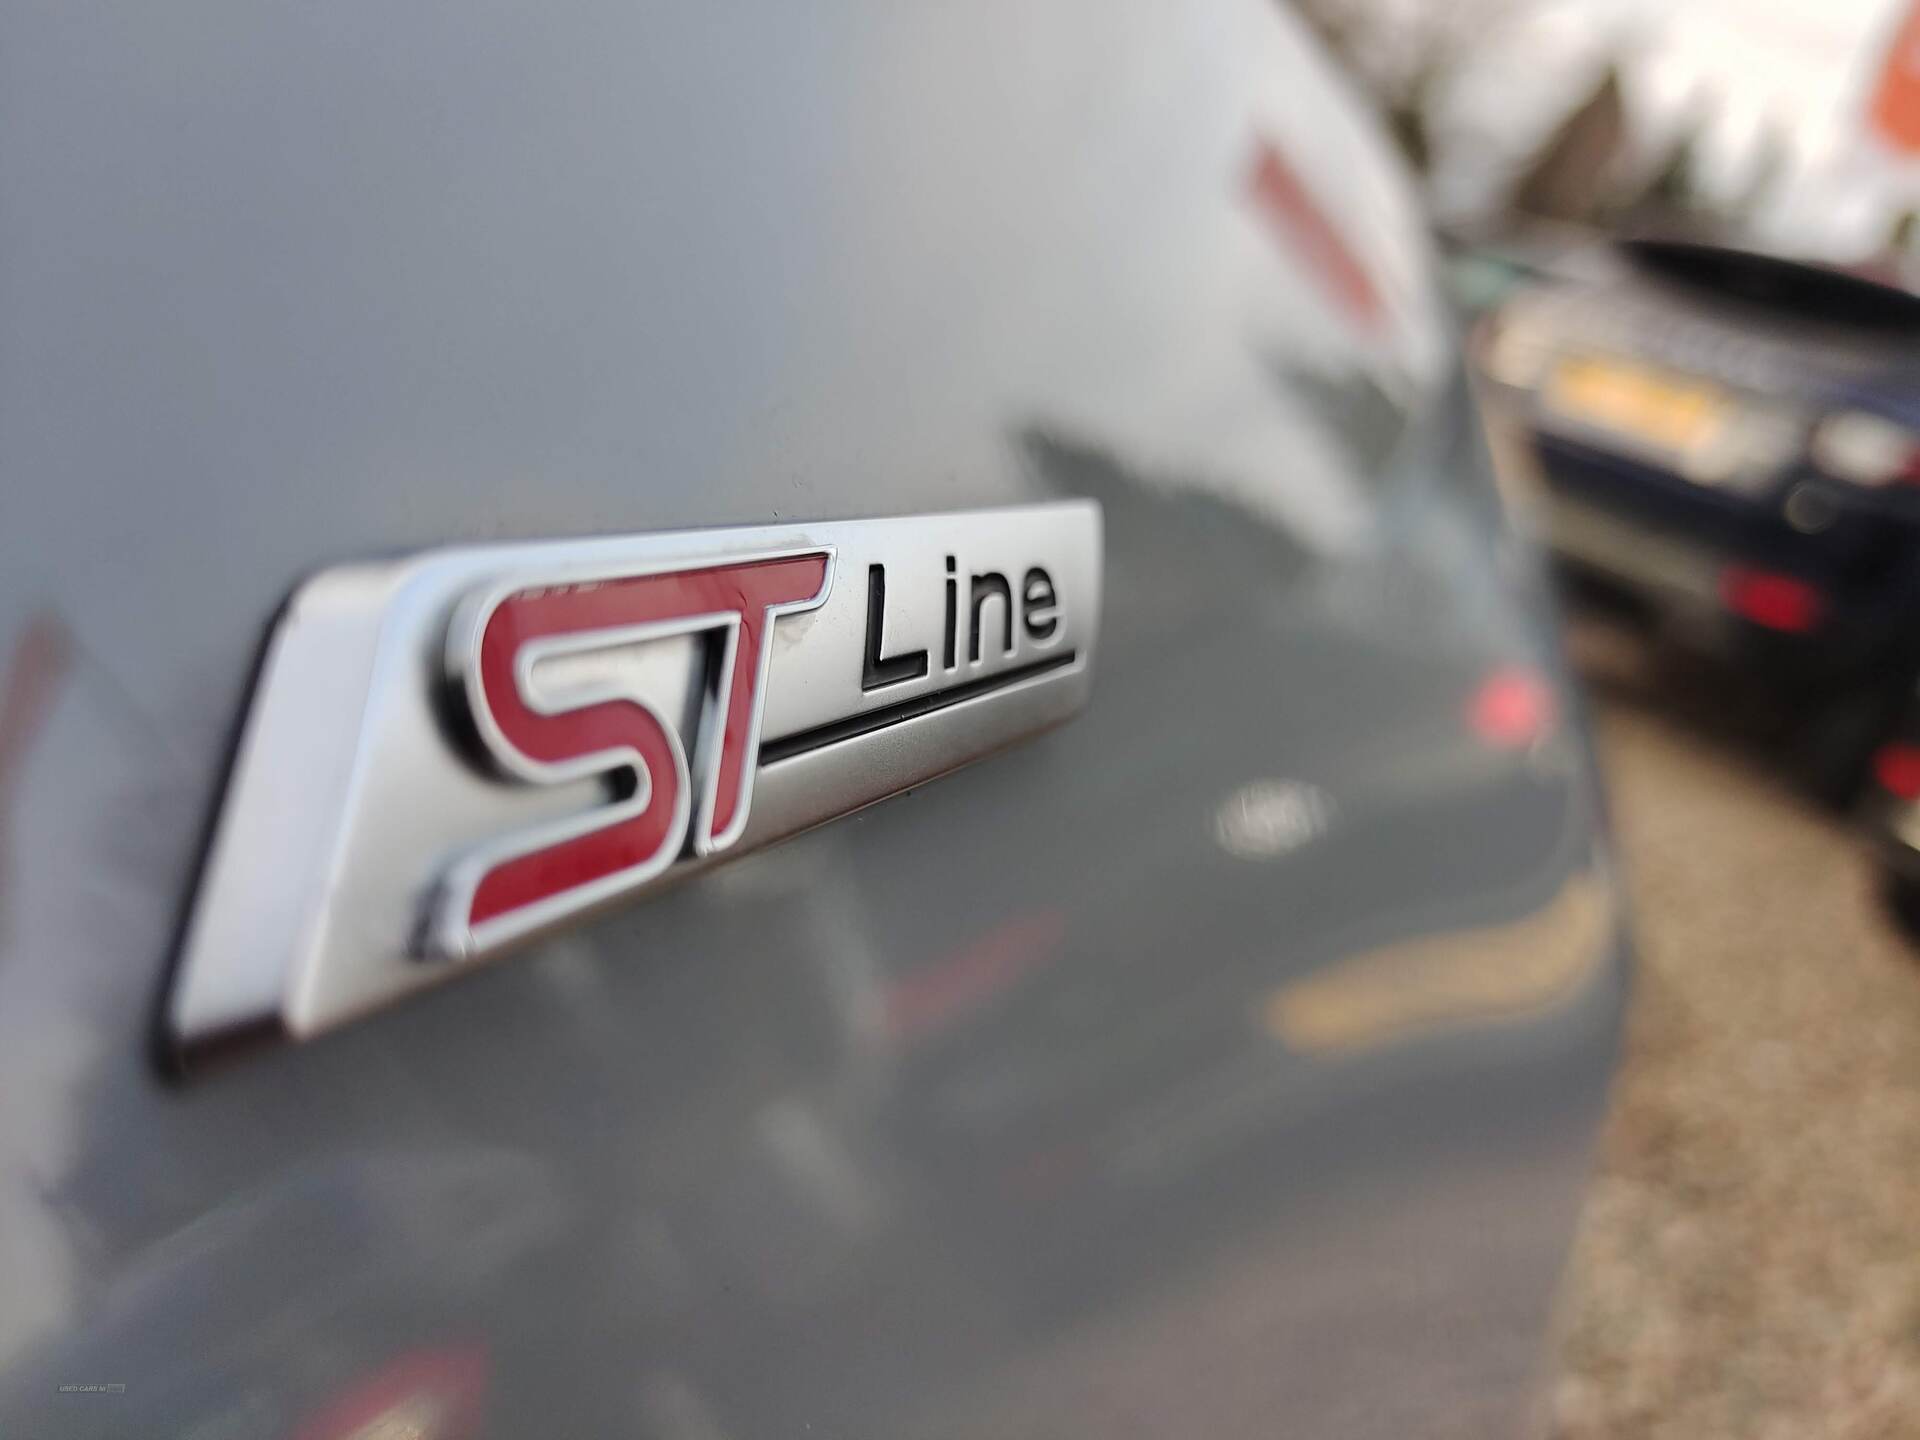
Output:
[446,551,831,950]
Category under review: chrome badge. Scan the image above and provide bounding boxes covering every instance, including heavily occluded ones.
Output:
[170,502,1102,1055]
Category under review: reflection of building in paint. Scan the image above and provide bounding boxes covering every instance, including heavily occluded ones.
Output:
[0,614,70,937]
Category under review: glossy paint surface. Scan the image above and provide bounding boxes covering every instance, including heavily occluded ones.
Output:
[0,2,1625,1435]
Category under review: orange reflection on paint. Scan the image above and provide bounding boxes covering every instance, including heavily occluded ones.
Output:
[1263,872,1610,1055]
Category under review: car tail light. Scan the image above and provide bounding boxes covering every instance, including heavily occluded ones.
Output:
[1811,409,1920,487]
[1718,566,1823,634]
[1874,742,1920,801]
[1469,664,1557,749]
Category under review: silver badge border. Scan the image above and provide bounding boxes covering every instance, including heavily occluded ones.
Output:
[169,501,1101,1059]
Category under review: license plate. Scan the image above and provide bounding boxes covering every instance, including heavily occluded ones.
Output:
[1545,356,1730,456]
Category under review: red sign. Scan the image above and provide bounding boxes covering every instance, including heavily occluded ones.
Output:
[1871,1,1920,155]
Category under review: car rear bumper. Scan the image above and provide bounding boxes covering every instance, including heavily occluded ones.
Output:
[1868,792,1920,880]
[1492,419,1920,692]
[1542,485,1727,620]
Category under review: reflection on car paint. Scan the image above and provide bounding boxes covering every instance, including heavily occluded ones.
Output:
[1245,136,1384,331]
[879,910,1067,1047]
[1212,779,1337,860]
[0,614,71,933]
[1264,869,1612,1055]
[290,1346,487,1440]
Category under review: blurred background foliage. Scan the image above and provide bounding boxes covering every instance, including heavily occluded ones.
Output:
[1284,0,1913,259]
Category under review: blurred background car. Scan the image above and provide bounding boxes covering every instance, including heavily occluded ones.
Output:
[1295,0,1920,1433]
[1298,0,1920,818]
[1861,676,1920,925]
[1475,236,1920,804]
[1437,223,1612,324]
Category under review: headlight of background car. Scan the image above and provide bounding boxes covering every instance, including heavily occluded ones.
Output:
[1477,301,1559,392]
[1811,409,1920,488]
[1681,404,1803,490]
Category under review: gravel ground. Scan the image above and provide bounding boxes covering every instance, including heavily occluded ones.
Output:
[1547,625,1920,1439]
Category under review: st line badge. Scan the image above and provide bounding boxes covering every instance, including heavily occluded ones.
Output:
[169,501,1102,1055]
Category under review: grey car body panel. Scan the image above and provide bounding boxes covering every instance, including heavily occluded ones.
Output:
[0,3,1625,1436]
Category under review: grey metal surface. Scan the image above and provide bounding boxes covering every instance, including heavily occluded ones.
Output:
[0,2,1626,1436]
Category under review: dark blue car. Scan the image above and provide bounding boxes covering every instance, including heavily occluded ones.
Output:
[1479,238,1920,801]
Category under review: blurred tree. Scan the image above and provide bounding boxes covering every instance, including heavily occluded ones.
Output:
[1638,122,1703,216]
[1508,64,1628,222]
[1288,0,1542,176]
[1730,123,1787,222]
